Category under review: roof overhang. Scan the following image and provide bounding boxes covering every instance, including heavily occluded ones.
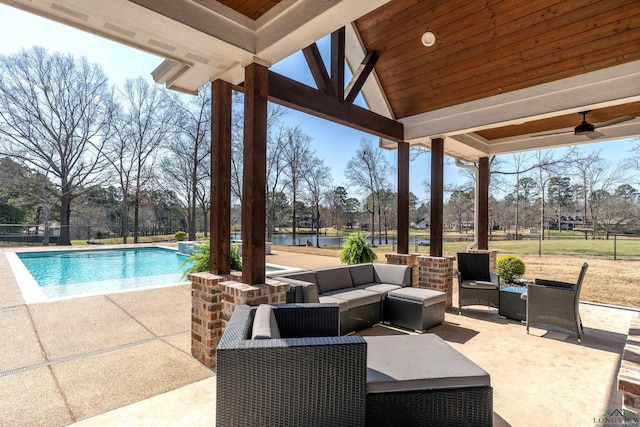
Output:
[0,0,391,94]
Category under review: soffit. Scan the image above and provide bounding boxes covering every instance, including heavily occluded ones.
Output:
[360,0,640,160]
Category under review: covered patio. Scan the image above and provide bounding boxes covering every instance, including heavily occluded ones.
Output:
[0,246,637,426]
[1,0,640,425]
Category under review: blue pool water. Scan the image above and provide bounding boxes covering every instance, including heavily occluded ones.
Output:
[15,247,190,300]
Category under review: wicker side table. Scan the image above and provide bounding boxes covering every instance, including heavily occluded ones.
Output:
[499,286,527,321]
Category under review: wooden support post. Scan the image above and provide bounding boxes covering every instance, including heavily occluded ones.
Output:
[331,27,345,100]
[430,138,444,257]
[397,141,409,254]
[242,63,268,285]
[210,80,232,275]
[478,157,490,250]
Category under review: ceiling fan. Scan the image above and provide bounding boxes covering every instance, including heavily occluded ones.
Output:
[531,110,636,140]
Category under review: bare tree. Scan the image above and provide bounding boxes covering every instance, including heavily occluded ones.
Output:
[345,138,393,243]
[302,155,331,247]
[107,77,175,243]
[166,87,211,240]
[156,90,213,241]
[282,126,312,244]
[571,149,624,238]
[0,47,115,245]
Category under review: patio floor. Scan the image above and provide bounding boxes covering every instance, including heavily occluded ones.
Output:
[1,246,636,426]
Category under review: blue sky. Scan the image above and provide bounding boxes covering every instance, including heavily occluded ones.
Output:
[0,4,635,202]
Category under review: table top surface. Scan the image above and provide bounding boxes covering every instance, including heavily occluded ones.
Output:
[500,286,527,294]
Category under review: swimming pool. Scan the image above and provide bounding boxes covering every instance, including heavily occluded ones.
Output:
[7,246,297,303]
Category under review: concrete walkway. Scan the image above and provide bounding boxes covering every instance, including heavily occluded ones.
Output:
[1,246,637,426]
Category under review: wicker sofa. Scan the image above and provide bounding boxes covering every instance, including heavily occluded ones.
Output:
[216,303,493,427]
[277,263,413,334]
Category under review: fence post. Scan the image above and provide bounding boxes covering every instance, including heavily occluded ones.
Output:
[614,233,617,260]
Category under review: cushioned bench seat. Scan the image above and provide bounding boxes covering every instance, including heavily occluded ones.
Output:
[365,334,493,427]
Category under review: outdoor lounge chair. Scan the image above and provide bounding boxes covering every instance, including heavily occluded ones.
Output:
[526,262,589,341]
[457,252,500,314]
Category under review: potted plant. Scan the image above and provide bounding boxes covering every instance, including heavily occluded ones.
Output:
[340,232,377,265]
[496,255,525,284]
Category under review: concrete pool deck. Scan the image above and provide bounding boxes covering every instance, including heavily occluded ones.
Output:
[1,244,638,426]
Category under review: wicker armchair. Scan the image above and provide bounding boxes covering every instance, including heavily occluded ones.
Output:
[216,303,367,427]
[526,262,589,342]
[457,252,500,314]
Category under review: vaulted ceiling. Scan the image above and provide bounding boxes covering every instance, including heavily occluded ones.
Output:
[2,0,639,160]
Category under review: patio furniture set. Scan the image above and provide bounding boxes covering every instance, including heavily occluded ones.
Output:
[457,252,589,342]
[277,263,446,335]
[215,255,587,426]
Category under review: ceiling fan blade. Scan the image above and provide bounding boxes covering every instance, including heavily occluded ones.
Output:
[530,130,572,138]
[594,115,635,129]
[584,131,604,140]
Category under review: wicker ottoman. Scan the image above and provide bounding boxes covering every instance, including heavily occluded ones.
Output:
[365,334,493,427]
[383,287,446,332]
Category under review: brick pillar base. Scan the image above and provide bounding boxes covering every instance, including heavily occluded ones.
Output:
[417,256,454,308]
[619,314,640,416]
[189,272,232,368]
[218,278,289,330]
[385,253,419,287]
[189,272,289,368]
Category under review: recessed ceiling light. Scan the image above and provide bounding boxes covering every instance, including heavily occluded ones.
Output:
[421,31,436,47]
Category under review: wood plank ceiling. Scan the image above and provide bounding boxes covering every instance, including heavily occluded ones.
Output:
[355,0,640,122]
[216,0,281,20]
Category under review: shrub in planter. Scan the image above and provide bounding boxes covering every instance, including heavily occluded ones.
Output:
[181,242,242,279]
[496,255,525,283]
[340,232,377,265]
[174,231,188,241]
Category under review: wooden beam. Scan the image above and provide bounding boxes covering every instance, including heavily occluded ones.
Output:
[331,27,345,100]
[302,43,335,96]
[477,157,490,250]
[210,80,232,275]
[242,63,268,285]
[268,71,403,142]
[430,138,444,257]
[345,50,378,103]
[397,141,409,254]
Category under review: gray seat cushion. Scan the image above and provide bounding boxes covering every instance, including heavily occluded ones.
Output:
[388,287,446,307]
[322,288,382,310]
[356,283,402,296]
[251,304,281,340]
[460,280,498,290]
[349,264,375,286]
[365,334,490,393]
[315,267,355,293]
[318,295,350,312]
[373,263,411,287]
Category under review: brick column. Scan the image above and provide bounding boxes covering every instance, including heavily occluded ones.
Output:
[189,272,231,367]
[385,253,419,287]
[189,272,288,368]
[417,255,454,308]
[619,314,640,416]
[218,278,289,330]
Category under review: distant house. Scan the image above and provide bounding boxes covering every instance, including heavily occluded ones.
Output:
[414,219,429,229]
